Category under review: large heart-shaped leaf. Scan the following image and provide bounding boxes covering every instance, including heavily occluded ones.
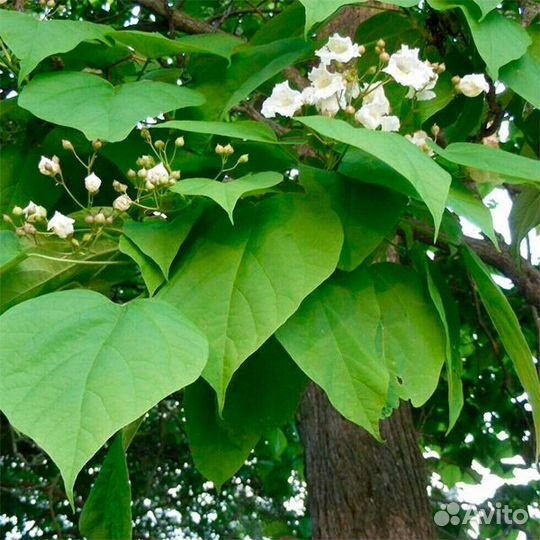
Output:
[0,10,110,82]
[276,268,389,439]
[158,194,343,407]
[0,290,208,503]
[170,172,283,223]
[299,116,451,236]
[18,72,205,142]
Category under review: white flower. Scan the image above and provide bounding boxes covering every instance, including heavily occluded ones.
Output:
[84,172,102,194]
[456,74,489,97]
[315,33,362,65]
[383,45,433,91]
[301,86,318,106]
[308,65,345,100]
[146,163,169,186]
[339,73,361,108]
[316,95,341,117]
[355,83,398,130]
[38,155,61,176]
[406,65,438,101]
[47,211,75,239]
[22,201,47,222]
[362,83,391,116]
[406,130,435,156]
[261,81,303,118]
[113,194,132,212]
[380,115,400,132]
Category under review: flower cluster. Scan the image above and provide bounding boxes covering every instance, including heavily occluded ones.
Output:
[261,33,490,143]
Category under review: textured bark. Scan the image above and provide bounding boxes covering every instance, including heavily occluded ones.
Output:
[299,385,436,540]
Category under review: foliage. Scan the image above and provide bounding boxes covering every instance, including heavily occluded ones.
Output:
[0,0,538,539]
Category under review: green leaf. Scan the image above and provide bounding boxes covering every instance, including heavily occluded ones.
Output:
[298,116,451,236]
[118,235,164,296]
[461,246,540,460]
[79,434,131,540]
[509,186,540,249]
[0,238,119,313]
[276,267,389,439]
[122,209,202,280]
[108,30,243,62]
[431,142,540,183]
[170,172,283,223]
[0,10,110,82]
[0,290,208,502]
[18,72,205,142]
[299,165,406,271]
[299,0,417,35]
[154,120,278,143]
[500,27,540,109]
[447,182,499,247]
[184,338,307,486]
[371,263,446,407]
[158,194,343,408]
[0,231,25,273]
[427,1,530,78]
[413,253,463,432]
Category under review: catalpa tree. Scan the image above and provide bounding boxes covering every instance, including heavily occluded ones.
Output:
[0,0,539,539]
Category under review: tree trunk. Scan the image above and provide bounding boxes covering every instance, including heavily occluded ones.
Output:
[299,384,436,540]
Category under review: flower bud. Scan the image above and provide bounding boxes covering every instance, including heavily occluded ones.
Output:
[23,201,47,222]
[82,233,93,243]
[12,206,23,216]
[113,180,128,193]
[3,214,13,224]
[62,139,74,151]
[137,168,147,178]
[154,139,165,150]
[127,169,137,179]
[92,139,103,151]
[375,46,382,54]
[437,63,446,74]
[145,180,155,191]
[367,66,377,75]
[38,155,61,176]
[140,128,151,142]
[16,227,25,236]
[106,216,114,225]
[358,45,366,55]
[376,39,386,49]
[23,223,37,235]
[345,105,356,115]
[238,154,249,164]
[71,238,80,248]
[84,172,102,194]
[46,0,56,8]
[451,75,461,85]
[175,136,185,147]
[84,214,94,225]
[215,144,226,155]
[94,213,106,225]
[379,52,390,63]
[170,170,181,180]
[113,194,132,212]
[223,144,234,156]
[431,123,441,138]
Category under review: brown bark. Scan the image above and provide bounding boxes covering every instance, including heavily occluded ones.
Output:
[299,385,436,540]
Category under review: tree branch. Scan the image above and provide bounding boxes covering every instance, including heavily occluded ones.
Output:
[135,0,219,34]
[410,219,540,308]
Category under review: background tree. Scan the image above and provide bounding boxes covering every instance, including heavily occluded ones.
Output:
[0,1,538,539]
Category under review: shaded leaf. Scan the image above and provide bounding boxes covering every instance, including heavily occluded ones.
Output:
[0,231,25,273]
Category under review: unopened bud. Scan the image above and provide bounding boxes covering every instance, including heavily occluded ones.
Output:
[223,144,234,156]
[12,206,23,216]
[238,154,249,164]
[170,170,181,180]
[94,213,106,225]
[23,223,37,235]
[145,180,155,191]
[375,46,382,55]
[138,168,147,178]
[376,39,386,49]
[113,180,128,193]
[367,66,377,75]
[431,123,441,138]
[379,52,390,63]
[16,227,26,236]
[82,233,93,243]
[46,0,55,7]
[437,63,446,74]
[358,45,366,55]
[154,140,165,150]
[127,169,137,179]
[345,105,356,115]
[62,139,74,151]
[71,238,80,248]
[106,216,114,225]
[175,136,185,147]
[92,139,103,151]
[140,128,151,142]
[451,75,461,85]
[215,144,226,155]
[84,215,95,225]
[3,214,13,224]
